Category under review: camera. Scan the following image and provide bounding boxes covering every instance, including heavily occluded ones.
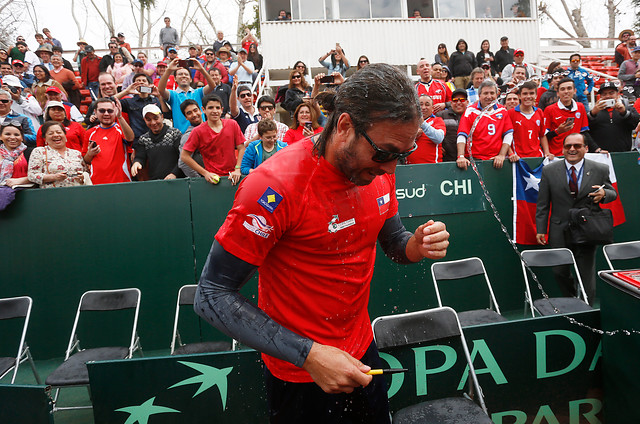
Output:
[603,98,616,108]
[139,86,152,94]
[319,75,334,84]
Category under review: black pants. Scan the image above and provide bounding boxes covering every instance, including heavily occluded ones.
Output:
[550,239,597,305]
[264,342,391,424]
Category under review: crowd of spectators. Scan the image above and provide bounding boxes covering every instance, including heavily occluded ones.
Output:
[1,25,640,202]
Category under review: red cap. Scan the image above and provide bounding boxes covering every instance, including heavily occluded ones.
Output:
[514,49,524,56]
[45,86,62,94]
[12,60,25,67]
[156,61,167,67]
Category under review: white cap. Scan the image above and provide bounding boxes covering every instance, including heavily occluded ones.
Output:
[142,104,162,116]
[1,75,22,88]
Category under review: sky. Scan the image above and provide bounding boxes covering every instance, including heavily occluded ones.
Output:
[11,0,637,59]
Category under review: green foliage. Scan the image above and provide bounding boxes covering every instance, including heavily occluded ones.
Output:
[247,3,261,40]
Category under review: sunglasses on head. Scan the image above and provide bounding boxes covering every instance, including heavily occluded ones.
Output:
[360,129,417,163]
[1,120,21,128]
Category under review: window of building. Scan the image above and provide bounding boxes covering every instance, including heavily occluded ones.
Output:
[436,0,468,18]
[371,0,403,18]
[265,0,292,20]
[503,0,531,17]
[407,0,435,18]
[475,0,502,18]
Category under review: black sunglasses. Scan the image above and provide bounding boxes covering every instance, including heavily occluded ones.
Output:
[360,129,417,163]
[0,99,11,104]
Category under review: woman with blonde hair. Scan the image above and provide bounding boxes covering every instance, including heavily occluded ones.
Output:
[282,102,323,145]
[282,69,311,115]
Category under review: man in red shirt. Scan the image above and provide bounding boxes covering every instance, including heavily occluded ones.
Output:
[193,48,229,86]
[508,81,551,158]
[415,58,451,113]
[543,77,593,157]
[406,94,445,164]
[80,45,101,98]
[84,97,135,184]
[193,63,450,423]
[456,79,515,169]
[180,94,245,185]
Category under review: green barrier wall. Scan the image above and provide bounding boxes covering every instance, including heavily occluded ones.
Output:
[2,153,639,358]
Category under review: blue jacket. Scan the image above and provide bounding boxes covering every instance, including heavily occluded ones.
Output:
[241,139,287,175]
[4,113,36,147]
[567,67,594,102]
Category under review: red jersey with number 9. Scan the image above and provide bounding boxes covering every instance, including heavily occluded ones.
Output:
[457,102,513,160]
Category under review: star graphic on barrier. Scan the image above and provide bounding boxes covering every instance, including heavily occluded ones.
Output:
[523,173,540,192]
[168,361,233,410]
[115,396,180,424]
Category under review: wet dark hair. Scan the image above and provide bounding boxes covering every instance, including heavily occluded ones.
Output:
[313,63,420,158]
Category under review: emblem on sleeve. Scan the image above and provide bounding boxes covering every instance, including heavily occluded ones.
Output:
[243,214,274,238]
[377,193,390,215]
[258,186,283,213]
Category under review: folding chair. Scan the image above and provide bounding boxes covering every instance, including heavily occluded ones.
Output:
[431,258,507,326]
[46,288,142,412]
[0,296,41,384]
[520,248,593,317]
[603,241,640,270]
[372,307,492,424]
[171,285,233,355]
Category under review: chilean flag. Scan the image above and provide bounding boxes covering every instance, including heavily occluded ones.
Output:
[513,160,544,245]
[513,155,625,245]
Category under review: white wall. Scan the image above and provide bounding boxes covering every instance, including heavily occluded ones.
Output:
[261,18,540,71]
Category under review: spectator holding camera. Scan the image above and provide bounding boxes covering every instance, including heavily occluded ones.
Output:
[282,103,323,145]
[116,73,164,147]
[588,80,639,152]
[159,57,217,133]
[318,44,349,77]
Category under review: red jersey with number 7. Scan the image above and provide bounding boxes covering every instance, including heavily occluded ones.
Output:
[457,102,513,160]
[509,106,545,158]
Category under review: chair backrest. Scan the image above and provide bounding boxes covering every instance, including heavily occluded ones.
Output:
[430,257,501,314]
[0,296,31,320]
[67,289,141,360]
[603,241,640,270]
[372,307,487,414]
[171,285,197,354]
[520,248,588,316]
[0,296,32,383]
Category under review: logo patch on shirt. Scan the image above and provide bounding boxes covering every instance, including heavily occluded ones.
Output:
[576,112,581,118]
[328,215,356,233]
[377,193,391,215]
[243,214,273,238]
[257,187,283,213]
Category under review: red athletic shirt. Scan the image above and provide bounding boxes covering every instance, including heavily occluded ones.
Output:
[406,116,446,164]
[215,139,399,382]
[183,119,245,175]
[543,100,589,156]
[458,102,513,160]
[84,124,131,185]
[508,106,545,158]
[282,126,323,145]
[36,121,86,152]
[415,79,452,105]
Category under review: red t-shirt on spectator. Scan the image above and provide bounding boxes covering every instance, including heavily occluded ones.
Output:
[406,116,446,164]
[183,119,245,175]
[282,126,323,145]
[509,106,545,158]
[12,154,28,178]
[415,79,452,105]
[543,100,589,156]
[84,123,131,185]
[458,102,513,160]
[37,121,86,153]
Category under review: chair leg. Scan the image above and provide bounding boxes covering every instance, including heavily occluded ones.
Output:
[26,349,42,384]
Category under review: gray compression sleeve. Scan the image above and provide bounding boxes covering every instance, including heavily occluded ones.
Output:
[377,213,414,264]
[193,240,314,368]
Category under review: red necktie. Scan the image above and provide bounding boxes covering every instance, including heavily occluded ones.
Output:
[569,166,578,198]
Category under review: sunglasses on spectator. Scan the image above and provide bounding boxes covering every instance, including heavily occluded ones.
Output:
[1,120,21,128]
[291,75,301,79]
[295,65,305,68]
[0,99,11,104]
[239,93,252,99]
[206,52,215,55]
[359,60,369,64]
[360,129,417,163]
[451,98,467,103]
[259,105,274,111]
[570,59,580,63]
[97,108,115,114]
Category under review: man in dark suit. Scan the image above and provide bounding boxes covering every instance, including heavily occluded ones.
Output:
[536,133,617,304]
